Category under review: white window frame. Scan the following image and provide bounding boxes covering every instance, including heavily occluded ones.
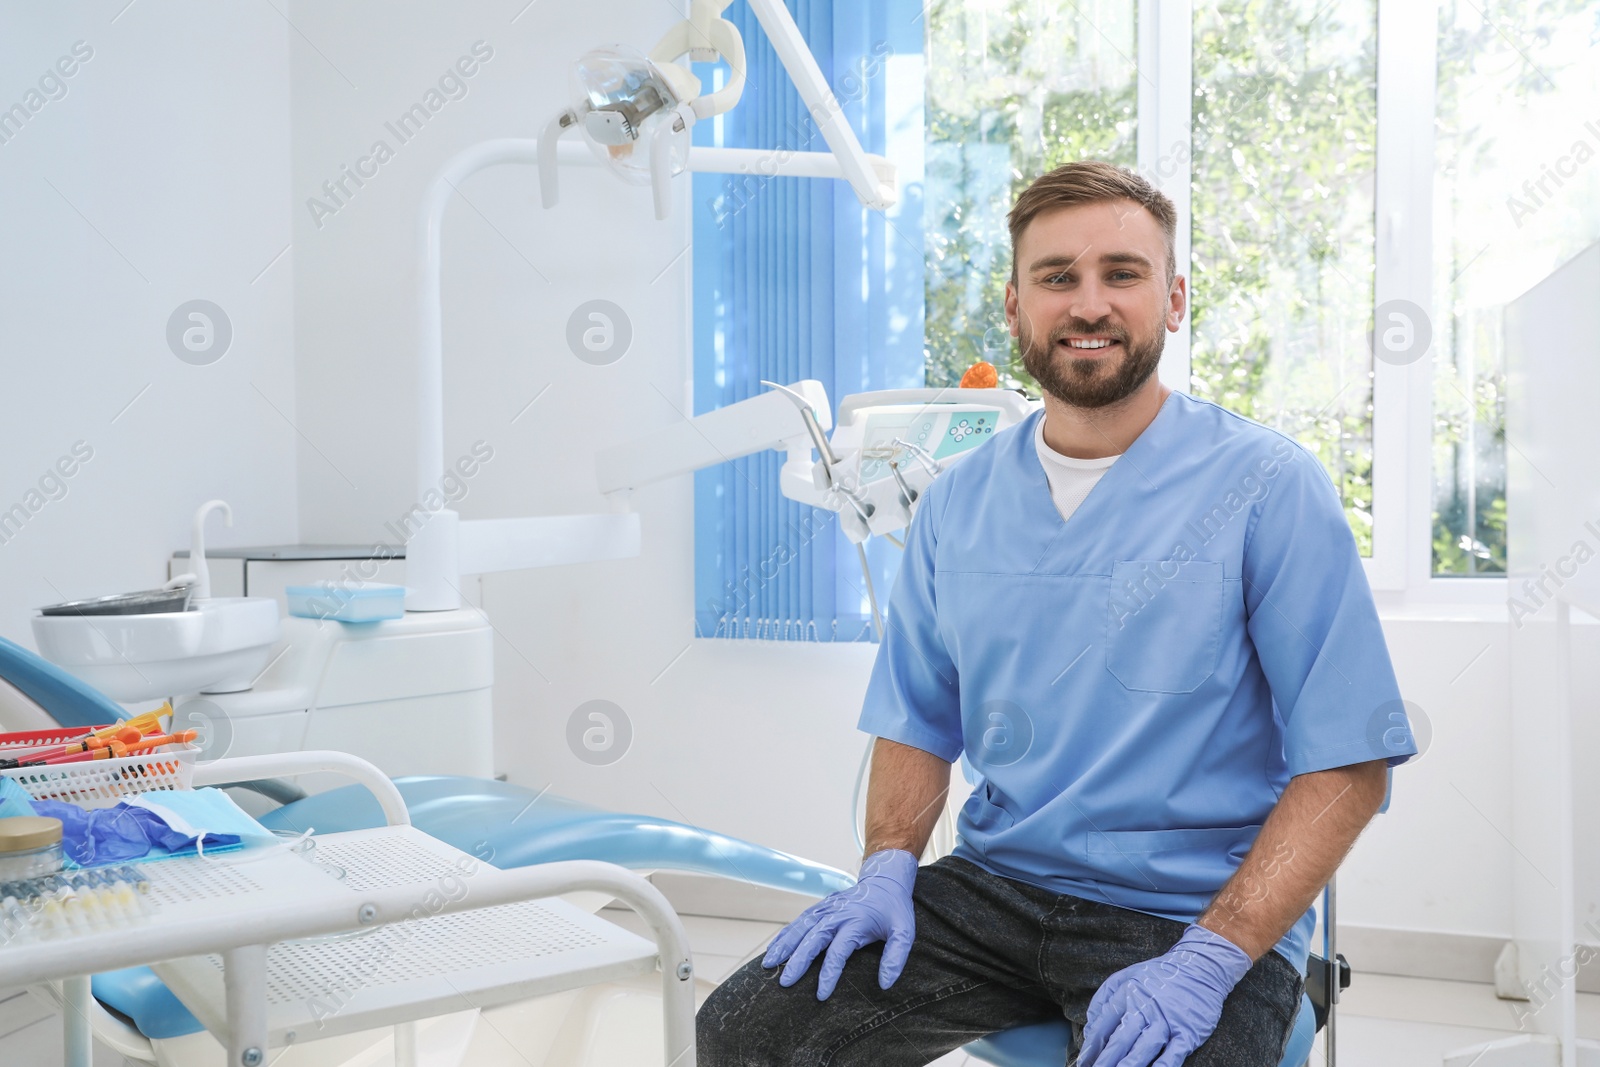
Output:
[1139,0,1507,609]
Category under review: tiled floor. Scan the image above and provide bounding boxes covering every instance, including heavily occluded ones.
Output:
[4,912,1594,1066]
[0,985,128,1066]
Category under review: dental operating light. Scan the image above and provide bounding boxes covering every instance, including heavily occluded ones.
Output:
[565,45,698,209]
[537,0,891,221]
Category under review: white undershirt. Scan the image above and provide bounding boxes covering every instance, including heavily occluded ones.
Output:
[1034,415,1120,522]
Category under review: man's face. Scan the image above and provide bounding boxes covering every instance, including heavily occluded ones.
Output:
[1004,199,1186,409]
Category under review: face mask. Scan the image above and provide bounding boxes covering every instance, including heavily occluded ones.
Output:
[123,789,276,848]
[0,775,36,817]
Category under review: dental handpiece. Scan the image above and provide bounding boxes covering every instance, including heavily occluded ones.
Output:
[890,438,944,477]
[888,460,918,510]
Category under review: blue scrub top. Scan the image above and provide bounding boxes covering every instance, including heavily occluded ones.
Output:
[857,393,1416,971]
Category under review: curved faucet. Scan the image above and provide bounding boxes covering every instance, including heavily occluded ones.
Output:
[183,500,233,600]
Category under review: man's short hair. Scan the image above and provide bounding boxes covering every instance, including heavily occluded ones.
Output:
[1008,161,1178,286]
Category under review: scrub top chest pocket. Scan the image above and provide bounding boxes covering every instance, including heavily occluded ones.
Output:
[1105,559,1224,693]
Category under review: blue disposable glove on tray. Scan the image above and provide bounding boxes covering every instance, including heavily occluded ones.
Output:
[30,799,242,867]
[761,848,918,1001]
[1078,924,1254,1067]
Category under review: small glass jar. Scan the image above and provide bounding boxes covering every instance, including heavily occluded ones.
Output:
[0,816,64,880]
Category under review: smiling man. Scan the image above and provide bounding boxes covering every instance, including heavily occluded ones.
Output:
[697,161,1416,1067]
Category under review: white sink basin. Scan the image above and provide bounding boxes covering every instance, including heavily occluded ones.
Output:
[32,597,282,702]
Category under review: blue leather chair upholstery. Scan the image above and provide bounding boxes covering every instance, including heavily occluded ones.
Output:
[253,775,854,897]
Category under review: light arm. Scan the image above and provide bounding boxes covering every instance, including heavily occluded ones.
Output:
[743,0,894,209]
[594,380,831,497]
[406,131,871,610]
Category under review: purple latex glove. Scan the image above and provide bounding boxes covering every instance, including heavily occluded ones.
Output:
[761,848,918,1001]
[1077,924,1253,1067]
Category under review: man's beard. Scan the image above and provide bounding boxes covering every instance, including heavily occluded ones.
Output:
[1018,312,1166,409]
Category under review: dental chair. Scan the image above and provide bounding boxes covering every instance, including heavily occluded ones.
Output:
[87,776,854,1064]
[0,636,854,1066]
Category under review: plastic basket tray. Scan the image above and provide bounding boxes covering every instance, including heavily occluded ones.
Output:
[0,748,196,809]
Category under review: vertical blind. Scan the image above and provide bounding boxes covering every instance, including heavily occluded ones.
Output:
[692,0,924,641]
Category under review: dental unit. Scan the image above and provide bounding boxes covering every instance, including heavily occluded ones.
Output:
[0,5,1038,1066]
[0,7,912,1067]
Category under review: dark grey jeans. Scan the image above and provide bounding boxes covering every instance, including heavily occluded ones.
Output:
[697,855,1303,1066]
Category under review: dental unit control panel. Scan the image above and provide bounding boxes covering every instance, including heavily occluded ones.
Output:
[854,407,999,481]
[780,387,1037,544]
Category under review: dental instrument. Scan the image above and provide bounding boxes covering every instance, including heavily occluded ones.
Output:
[594,381,1034,546]
[0,728,139,768]
[121,731,197,757]
[21,740,128,767]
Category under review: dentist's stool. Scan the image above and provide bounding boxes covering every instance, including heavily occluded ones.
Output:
[962,888,1347,1067]
[963,991,1316,1067]
[890,749,1340,1067]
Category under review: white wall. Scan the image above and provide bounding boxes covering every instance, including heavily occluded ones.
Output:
[1358,618,1513,938]
[0,4,298,645]
[0,0,1530,960]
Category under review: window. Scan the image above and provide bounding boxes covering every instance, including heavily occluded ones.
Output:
[1189,1,1379,556]
[924,0,1139,387]
[925,0,1382,551]
[693,0,1600,639]
[691,0,925,640]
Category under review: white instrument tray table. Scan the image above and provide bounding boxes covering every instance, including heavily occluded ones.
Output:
[148,825,662,1046]
[0,750,697,1067]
